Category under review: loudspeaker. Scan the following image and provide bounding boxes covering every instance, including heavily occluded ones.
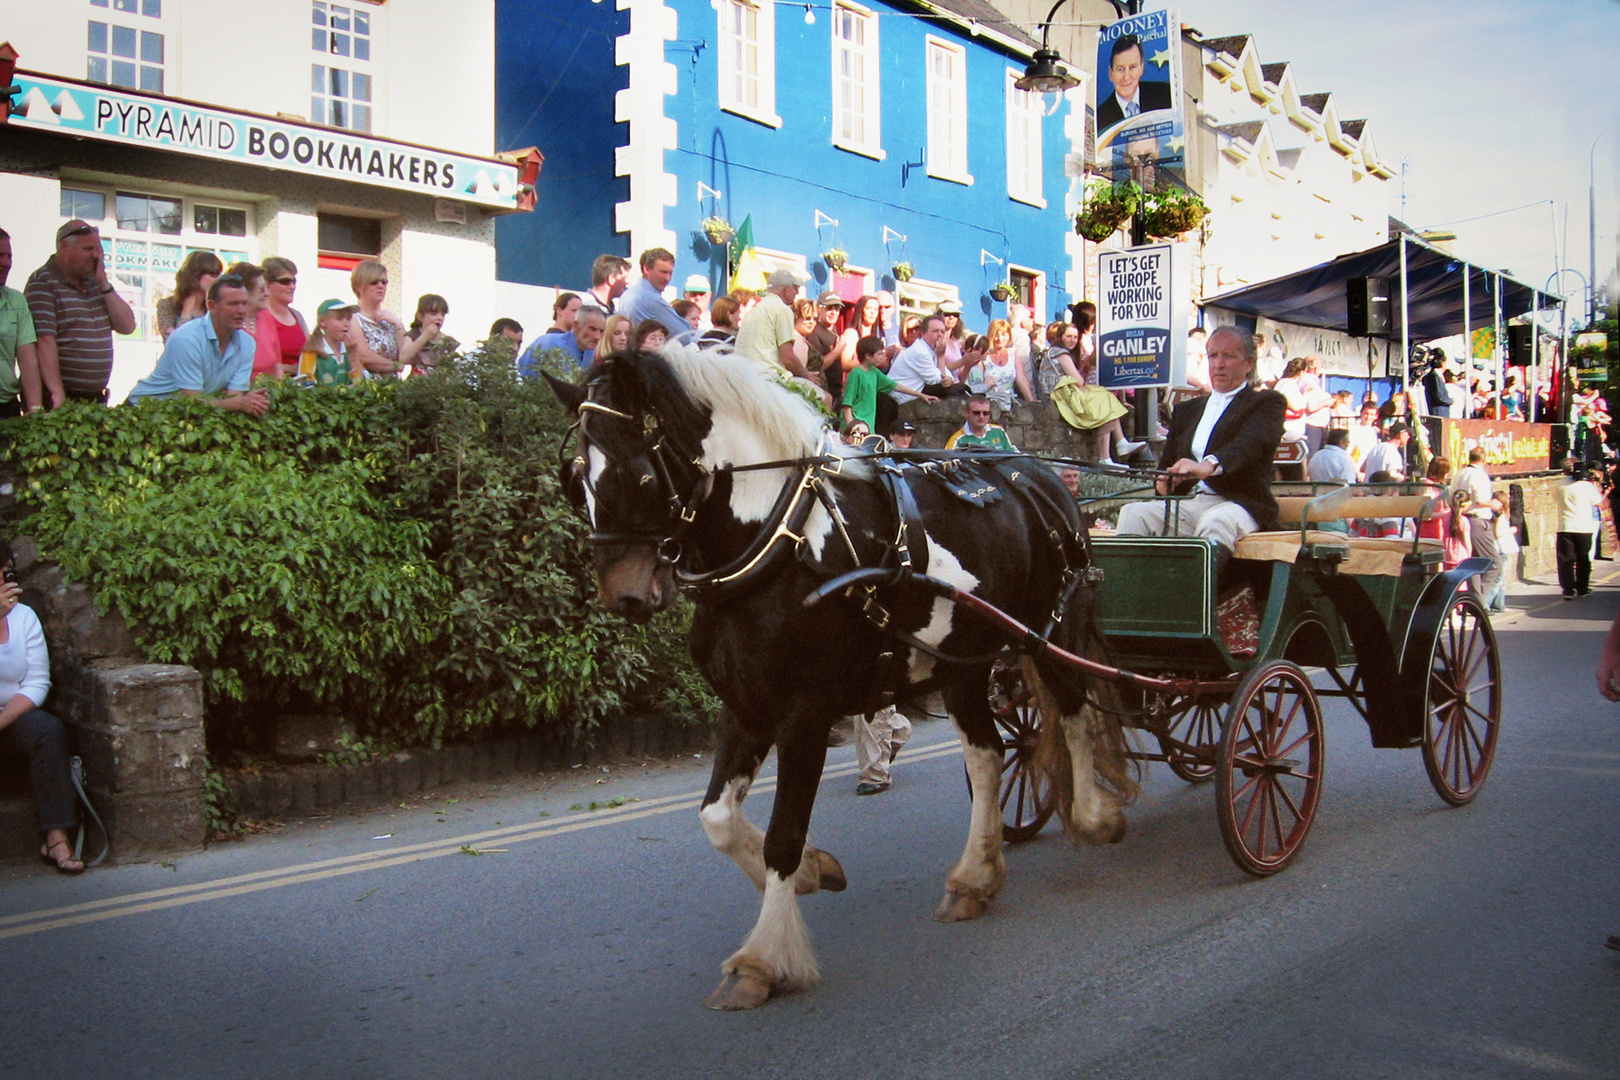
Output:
[1507,324,1533,366]
[1347,276,1392,337]
[1550,423,1570,469]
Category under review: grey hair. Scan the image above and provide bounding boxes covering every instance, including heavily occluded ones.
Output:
[1207,325,1260,381]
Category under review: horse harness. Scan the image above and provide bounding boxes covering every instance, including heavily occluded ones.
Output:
[564,380,1103,708]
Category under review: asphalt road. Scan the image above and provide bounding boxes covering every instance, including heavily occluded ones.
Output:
[2,579,1617,1080]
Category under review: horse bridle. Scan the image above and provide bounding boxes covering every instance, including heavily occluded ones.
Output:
[561,368,828,582]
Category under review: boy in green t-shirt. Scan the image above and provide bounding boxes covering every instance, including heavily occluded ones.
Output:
[842,334,934,434]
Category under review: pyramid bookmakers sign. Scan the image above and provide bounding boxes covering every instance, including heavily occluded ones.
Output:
[1096,242,1187,389]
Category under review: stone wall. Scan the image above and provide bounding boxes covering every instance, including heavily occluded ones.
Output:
[12,538,208,857]
[896,396,1111,459]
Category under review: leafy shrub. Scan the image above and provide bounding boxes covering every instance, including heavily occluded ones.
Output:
[1,347,718,752]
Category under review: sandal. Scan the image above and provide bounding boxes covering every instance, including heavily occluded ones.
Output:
[40,838,85,875]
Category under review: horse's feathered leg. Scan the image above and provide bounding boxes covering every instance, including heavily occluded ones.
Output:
[705,730,831,1011]
[699,707,773,891]
[699,707,847,896]
[935,677,1008,922]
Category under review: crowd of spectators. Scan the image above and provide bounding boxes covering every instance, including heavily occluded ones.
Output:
[0,217,538,420]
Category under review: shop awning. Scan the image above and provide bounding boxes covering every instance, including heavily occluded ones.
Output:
[1204,236,1564,342]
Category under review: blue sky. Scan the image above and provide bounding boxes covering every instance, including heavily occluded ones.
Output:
[1187,0,1620,312]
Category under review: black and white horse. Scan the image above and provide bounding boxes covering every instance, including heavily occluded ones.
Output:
[547,345,1134,1010]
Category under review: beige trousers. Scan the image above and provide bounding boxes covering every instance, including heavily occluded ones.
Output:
[854,705,912,784]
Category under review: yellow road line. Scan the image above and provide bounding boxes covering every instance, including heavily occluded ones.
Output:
[0,739,966,941]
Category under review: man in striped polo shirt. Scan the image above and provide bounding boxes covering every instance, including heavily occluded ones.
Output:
[25,219,136,407]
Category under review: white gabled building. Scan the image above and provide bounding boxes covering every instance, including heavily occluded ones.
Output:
[1186,33,1394,298]
[0,0,540,401]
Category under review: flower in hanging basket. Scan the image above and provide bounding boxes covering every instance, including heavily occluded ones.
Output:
[989,281,1015,302]
[701,215,735,244]
[1139,188,1209,239]
[891,261,914,282]
[1074,178,1142,243]
[823,249,849,272]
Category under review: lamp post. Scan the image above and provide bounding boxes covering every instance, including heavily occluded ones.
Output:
[1591,133,1605,328]
[1015,0,1141,95]
[1546,267,1587,425]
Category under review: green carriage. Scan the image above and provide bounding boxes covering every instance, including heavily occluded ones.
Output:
[988,480,1502,876]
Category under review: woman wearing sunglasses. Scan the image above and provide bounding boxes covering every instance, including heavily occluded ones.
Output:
[259,257,309,379]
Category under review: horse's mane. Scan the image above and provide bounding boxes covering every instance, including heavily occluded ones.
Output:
[658,343,829,465]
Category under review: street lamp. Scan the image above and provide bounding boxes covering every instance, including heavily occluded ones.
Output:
[1590,132,1605,328]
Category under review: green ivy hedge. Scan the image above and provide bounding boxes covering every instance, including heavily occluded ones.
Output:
[1,345,718,751]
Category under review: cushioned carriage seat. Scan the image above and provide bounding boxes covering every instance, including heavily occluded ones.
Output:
[1233,493,1443,577]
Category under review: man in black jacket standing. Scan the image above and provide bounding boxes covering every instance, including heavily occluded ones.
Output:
[1115,327,1286,550]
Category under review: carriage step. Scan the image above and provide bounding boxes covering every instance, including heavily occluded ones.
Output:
[1235,756,1302,777]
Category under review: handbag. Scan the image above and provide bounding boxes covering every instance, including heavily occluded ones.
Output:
[69,756,109,868]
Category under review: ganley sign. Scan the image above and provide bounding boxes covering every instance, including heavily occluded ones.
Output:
[6,72,521,211]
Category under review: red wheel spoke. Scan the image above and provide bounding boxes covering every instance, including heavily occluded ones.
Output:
[1267,781,1289,856]
[1273,776,1306,821]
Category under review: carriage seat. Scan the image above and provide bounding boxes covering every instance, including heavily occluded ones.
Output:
[1231,531,1441,576]
[1273,494,1435,525]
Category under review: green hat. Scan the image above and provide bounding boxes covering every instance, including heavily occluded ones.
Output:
[318,299,359,318]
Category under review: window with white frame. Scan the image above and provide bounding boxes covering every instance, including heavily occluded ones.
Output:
[832,3,881,158]
[312,2,375,132]
[1005,70,1043,206]
[87,0,164,94]
[59,184,254,343]
[925,38,970,183]
[717,0,778,126]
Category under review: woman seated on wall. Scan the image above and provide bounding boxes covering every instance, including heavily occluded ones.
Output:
[0,542,83,873]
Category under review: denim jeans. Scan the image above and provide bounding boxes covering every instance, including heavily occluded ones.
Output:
[0,709,77,833]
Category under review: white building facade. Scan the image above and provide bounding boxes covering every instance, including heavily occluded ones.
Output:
[0,0,539,401]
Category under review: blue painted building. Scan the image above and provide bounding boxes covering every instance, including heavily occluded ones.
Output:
[496,0,1083,324]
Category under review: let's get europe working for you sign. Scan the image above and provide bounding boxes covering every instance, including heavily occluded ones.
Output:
[1097,242,1187,389]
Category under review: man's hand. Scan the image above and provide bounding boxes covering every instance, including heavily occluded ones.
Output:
[1166,456,1217,481]
[1598,653,1620,703]
[224,389,271,416]
[920,394,939,404]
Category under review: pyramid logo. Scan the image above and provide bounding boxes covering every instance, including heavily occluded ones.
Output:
[53,90,85,122]
[21,87,60,125]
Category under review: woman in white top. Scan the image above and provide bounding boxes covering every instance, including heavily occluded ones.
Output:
[0,546,81,873]
[967,320,1032,410]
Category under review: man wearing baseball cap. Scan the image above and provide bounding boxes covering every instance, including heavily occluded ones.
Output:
[735,267,810,376]
[806,291,850,401]
[25,219,137,407]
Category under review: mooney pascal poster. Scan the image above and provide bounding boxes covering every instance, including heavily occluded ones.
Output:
[1097,243,1186,389]
[1093,9,1184,176]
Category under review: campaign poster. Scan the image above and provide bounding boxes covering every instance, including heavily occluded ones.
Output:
[1097,243,1185,389]
[1093,9,1183,161]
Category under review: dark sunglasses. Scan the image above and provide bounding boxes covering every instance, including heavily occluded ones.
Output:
[272,276,296,285]
[59,225,96,239]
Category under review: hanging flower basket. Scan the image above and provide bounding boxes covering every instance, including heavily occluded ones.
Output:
[891,261,914,282]
[1074,178,1142,242]
[823,249,849,273]
[989,282,1015,302]
[1139,188,1209,239]
[701,216,735,244]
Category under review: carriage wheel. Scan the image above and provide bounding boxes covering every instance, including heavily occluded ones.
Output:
[1215,660,1325,877]
[1420,593,1501,807]
[985,663,1055,843]
[1157,696,1224,783]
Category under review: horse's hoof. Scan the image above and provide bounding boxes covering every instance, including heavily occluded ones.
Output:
[703,971,774,1011]
[814,848,847,893]
[1076,813,1128,847]
[933,889,987,922]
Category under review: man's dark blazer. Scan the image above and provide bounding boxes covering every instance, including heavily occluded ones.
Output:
[1159,384,1287,529]
[1096,79,1174,133]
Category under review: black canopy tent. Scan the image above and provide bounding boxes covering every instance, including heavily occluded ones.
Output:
[1205,235,1562,343]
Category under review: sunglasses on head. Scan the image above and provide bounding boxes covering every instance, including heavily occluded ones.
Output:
[59,225,95,239]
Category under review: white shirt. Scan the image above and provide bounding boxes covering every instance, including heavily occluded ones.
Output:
[1455,463,1495,519]
[1308,444,1359,486]
[1360,440,1406,480]
[1558,478,1602,534]
[888,339,943,400]
[1190,385,1242,460]
[0,604,51,708]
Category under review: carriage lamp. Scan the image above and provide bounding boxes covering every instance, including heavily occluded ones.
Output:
[1015,49,1079,95]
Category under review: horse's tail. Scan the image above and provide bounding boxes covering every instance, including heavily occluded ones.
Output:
[1027,587,1138,845]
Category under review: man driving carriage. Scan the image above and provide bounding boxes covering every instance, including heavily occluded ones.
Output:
[1114,326,1286,551]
